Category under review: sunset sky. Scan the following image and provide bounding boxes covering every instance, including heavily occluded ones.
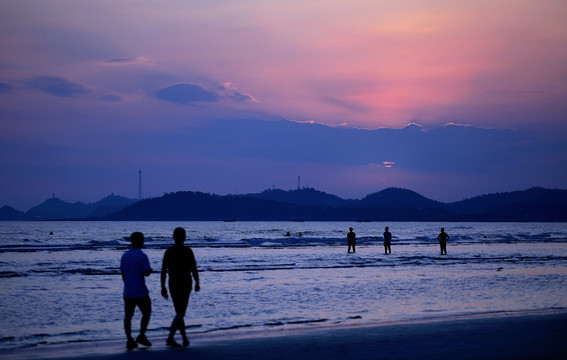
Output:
[1,0,566,210]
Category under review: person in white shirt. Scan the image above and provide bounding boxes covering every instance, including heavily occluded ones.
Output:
[120,232,152,349]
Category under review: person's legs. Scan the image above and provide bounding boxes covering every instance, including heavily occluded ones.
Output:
[167,289,190,346]
[138,295,151,336]
[166,313,189,346]
[124,298,135,339]
[124,298,138,349]
[179,294,190,346]
[166,315,182,345]
[135,295,152,346]
[179,316,189,346]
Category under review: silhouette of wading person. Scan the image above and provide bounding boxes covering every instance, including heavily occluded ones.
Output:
[347,227,356,253]
[161,227,200,347]
[120,232,152,349]
[438,227,449,255]
[383,226,392,254]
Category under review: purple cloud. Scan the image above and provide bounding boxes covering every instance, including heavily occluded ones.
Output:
[26,76,89,98]
[155,83,220,104]
[155,82,258,105]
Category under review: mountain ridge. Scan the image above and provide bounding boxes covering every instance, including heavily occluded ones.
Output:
[1,187,565,221]
[23,194,136,220]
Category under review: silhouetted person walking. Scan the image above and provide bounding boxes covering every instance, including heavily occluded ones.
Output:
[438,227,449,255]
[347,227,356,253]
[120,232,152,349]
[161,227,200,347]
[383,226,392,254]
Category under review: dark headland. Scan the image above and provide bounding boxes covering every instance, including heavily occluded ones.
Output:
[2,187,566,222]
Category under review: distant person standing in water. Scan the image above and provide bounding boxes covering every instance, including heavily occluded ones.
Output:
[161,227,200,347]
[438,227,450,255]
[383,226,392,254]
[347,227,356,253]
[120,232,152,349]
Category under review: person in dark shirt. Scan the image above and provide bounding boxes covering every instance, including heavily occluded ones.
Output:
[438,227,450,255]
[383,226,392,254]
[347,227,356,253]
[161,227,200,347]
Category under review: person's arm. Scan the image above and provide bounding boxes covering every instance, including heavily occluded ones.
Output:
[191,252,200,292]
[120,257,125,282]
[143,253,152,276]
[161,254,169,299]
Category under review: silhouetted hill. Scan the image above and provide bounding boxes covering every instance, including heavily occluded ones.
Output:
[244,187,347,207]
[0,205,28,220]
[109,191,336,221]
[358,188,444,209]
[446,187,567,221]
[26,198,89,220]
[24,194,135,220]
[87,194,137,217]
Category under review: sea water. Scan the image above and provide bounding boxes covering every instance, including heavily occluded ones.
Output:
[0,221,566,350]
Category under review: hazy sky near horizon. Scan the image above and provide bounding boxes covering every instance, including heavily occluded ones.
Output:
[1,0,566,210]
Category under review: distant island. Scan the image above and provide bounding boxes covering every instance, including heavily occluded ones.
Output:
[1,187,566,222]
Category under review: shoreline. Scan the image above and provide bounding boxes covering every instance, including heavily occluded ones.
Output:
[3,308,567,360]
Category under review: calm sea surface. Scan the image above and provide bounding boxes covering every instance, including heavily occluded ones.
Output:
[1,221,566,350]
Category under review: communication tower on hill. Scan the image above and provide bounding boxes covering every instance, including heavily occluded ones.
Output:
[138,170,142,200]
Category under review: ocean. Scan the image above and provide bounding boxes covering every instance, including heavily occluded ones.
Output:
[1,221,566,351]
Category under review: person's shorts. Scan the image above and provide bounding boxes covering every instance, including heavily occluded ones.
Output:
[124,295,151,316]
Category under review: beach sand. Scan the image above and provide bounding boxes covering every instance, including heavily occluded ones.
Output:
[4,310,567,360]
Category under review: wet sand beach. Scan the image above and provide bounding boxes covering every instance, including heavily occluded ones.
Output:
[5,310,567,360]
